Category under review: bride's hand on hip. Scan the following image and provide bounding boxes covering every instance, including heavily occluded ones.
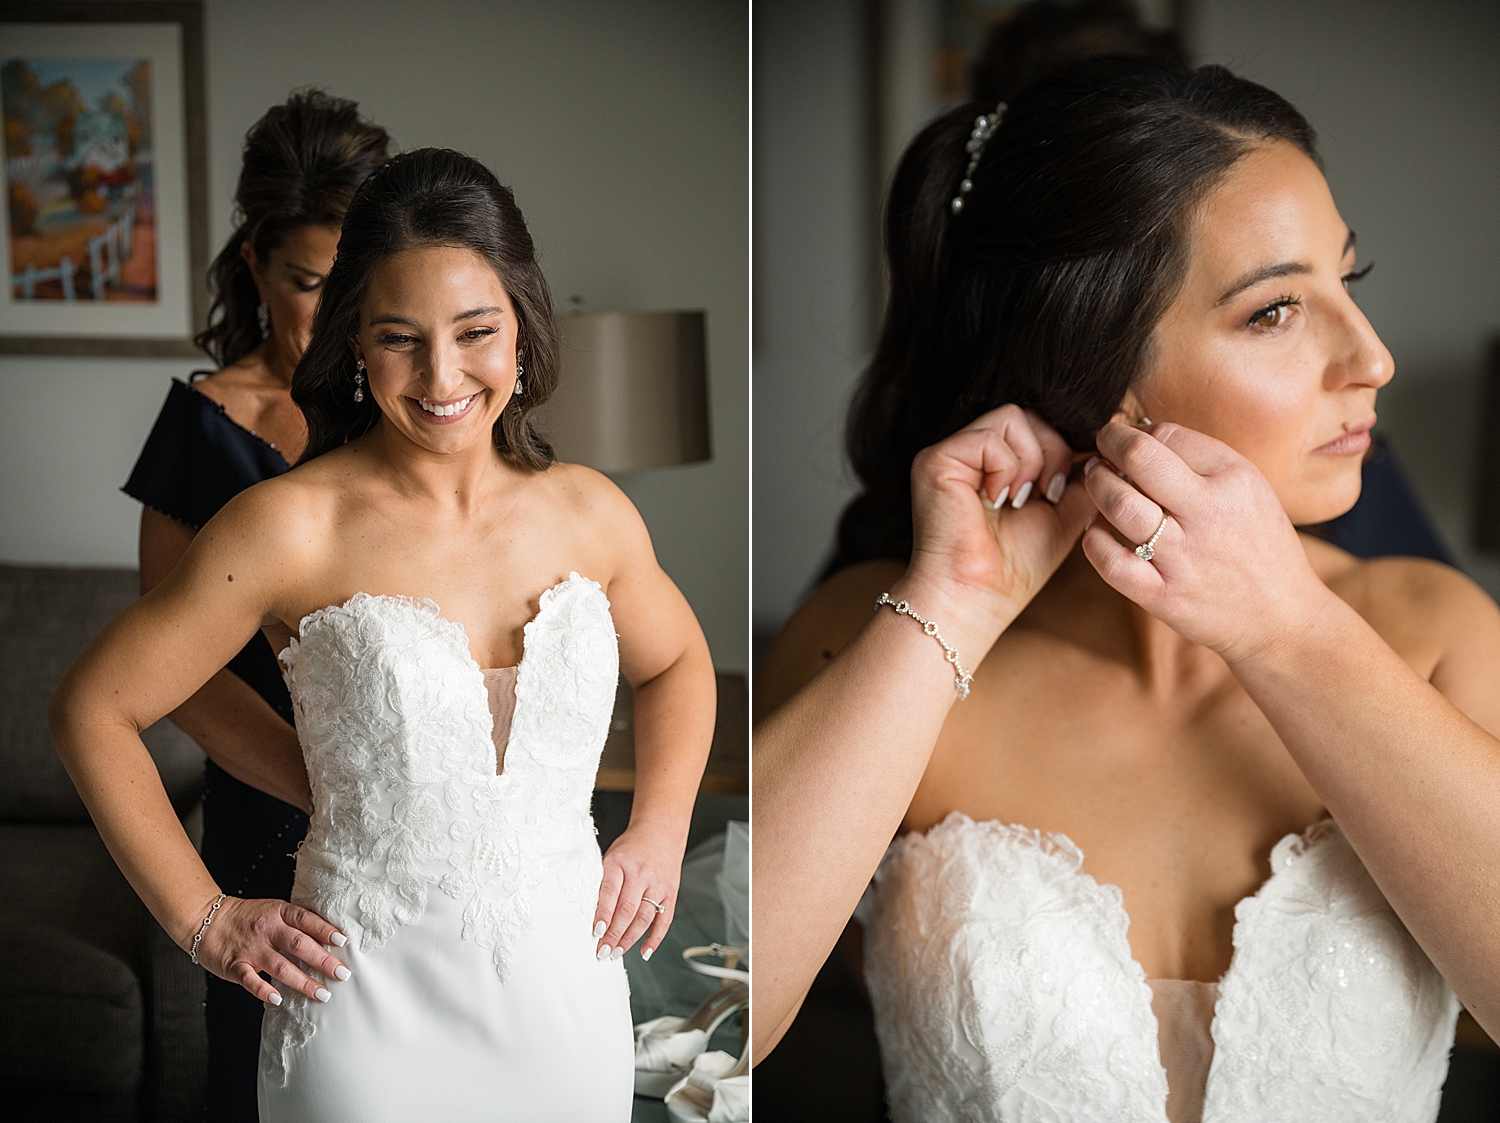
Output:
[594,822,683,963]
[191,895,351,1006]
[898,404,1096,650]
[1082,420,1334,663]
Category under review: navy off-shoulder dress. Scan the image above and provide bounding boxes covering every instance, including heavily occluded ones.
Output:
[123,375,308,1123]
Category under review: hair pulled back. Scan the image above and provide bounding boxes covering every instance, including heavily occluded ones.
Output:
[292,148,558,469]
[834,58,1318,571]
[195,89,390,366]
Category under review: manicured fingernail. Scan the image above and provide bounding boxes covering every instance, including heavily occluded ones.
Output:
[267,991,283,1006]
[596,945,611,961]
[992,485,1009,509]
[593,921,606,938]
[1011,480,1033,508]
[329,932,347,948]
[1084,456,1100,473]
[314,987,331,1003]
[611,946,624,961]
[1045,473,1066,504]
[333,965,351,982]
[642,947,653,962]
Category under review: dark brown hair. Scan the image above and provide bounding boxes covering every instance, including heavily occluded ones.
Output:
[291,148,558,469]
[833,59,1318,571]
[195,89,390,366]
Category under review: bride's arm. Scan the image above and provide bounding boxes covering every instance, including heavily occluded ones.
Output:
[582,476,718,961]
[50,484,347,1004]
[753,407,1094,1059]
[139,507,311,811]
[1085,419,1500,1041]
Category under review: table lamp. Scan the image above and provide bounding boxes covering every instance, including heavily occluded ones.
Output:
[539,310,711,472]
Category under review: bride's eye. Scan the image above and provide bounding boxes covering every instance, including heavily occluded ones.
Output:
[1248,297,1299,331]
[1342,262,1374,292]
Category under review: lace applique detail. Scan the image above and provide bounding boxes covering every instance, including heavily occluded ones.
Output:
[263,575,618,1085]
[1203,824,1460,1121]
[861,813,1459,1123]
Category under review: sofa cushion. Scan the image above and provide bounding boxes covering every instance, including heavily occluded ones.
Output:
[0,921,143,1093]
[0,564,204,822]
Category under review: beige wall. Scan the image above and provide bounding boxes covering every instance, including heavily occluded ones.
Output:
[0,0,749,671]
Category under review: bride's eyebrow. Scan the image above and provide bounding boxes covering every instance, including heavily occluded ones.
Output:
[1214,229,1357,307]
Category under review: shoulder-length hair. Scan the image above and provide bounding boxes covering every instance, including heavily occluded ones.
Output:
[291,148,558,470]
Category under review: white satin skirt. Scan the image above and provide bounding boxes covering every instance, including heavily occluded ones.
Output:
[257,878,633,1122]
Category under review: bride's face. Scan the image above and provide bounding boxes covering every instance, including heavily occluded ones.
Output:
[354,244,520,457]
[1133,140,1392,526]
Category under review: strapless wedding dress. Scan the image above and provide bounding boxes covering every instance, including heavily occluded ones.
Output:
[257,575,632,1121]
[860,813,1459,1123]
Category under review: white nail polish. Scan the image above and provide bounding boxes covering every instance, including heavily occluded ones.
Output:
[642,947,653,962]
[596,945,611,961]
[993,485,1009,509]
[315,987,331,1003]
[593,921,606,938]
[1011,480,1033,509]
[268,991,283,1007]
[329,932,347,948]
[611,946,624,961]
[1084,456,1100,473]
[1045,473,1066,504]
[334,965,352,982]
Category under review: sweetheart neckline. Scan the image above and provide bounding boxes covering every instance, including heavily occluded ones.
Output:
[285,574,604,778]
[893,811,1342,1116]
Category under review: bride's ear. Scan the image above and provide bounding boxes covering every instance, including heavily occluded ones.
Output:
[1111,387,1151,428]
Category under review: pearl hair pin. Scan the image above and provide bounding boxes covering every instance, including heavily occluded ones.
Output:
[951,101,1007,216]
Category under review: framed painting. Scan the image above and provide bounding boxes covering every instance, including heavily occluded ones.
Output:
[0,1,207,356]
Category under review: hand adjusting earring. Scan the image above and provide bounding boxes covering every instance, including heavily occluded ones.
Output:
[353,358,366,403]
[257,301,270,340]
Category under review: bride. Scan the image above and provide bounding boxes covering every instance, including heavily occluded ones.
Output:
[51,148,716,1121]
[754,59,1500,1121]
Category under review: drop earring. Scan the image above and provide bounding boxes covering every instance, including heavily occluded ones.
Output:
[354,357,366,403]
[257,302,271,340]
[514,355,524,397]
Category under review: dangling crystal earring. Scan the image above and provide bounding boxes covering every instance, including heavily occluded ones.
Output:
[514,355,524,397]
[257,301,271,340]
[353,357,366,403]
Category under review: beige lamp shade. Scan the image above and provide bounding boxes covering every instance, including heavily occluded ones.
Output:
[539,311,710,473]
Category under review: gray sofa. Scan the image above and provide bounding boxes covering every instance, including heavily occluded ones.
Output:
[0,564,207,1122]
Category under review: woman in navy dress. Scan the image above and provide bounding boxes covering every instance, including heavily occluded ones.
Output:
[123,89,389,1121]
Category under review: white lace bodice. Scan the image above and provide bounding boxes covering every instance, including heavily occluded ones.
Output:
[861,813,1460,1123]
[263,574,619,1083]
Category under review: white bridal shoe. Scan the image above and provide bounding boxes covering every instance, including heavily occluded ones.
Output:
[664,1050,749,1123]
[633,944,749,1098]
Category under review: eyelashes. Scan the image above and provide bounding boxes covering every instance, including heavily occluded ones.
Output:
[1246,262,1377,330]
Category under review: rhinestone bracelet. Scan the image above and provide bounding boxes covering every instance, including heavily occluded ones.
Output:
[875,593,973,700]
[189,892,227,965]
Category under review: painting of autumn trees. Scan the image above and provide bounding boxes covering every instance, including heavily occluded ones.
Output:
[3,58,157,302]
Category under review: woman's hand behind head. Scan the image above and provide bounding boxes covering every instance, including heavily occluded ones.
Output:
[899,404,1096,657]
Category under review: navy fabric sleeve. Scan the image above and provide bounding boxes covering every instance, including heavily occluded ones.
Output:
[122,378,290,531]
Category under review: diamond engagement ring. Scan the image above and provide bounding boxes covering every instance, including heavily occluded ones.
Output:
[641,896,666,915]
[1135,515,1170,561]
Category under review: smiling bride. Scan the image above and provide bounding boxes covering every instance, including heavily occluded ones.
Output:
[50,148,717,1122]
[754,59,1500,1122]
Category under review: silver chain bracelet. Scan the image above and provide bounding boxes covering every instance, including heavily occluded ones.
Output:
[875,593,973,700]
[189,892,227,965]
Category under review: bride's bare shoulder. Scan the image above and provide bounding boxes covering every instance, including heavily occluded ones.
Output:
[755,559,905,718]
[1307,535,1500,679]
